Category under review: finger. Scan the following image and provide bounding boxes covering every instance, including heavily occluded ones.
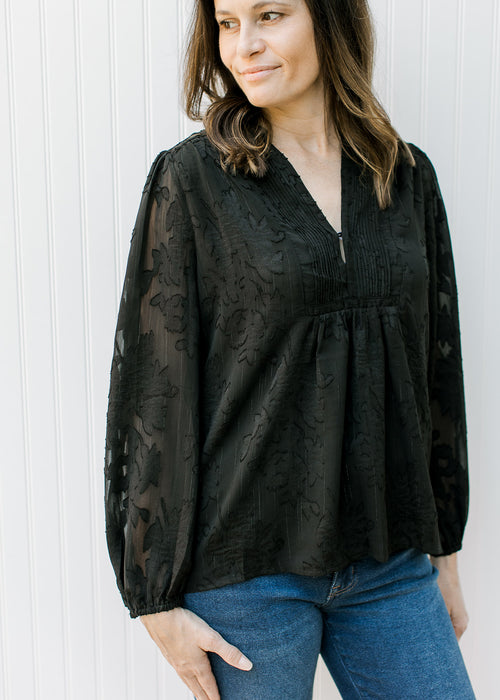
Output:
[183,673,218,700]
[170,648,221,700]
[183,675,211,700]
[451,612,468,640]
[454,620,468,640]
[193,653,221,700]
[197,668,221,700]
[203,631,253,670]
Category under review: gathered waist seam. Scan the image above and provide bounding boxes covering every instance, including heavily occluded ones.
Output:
[306,296,401,316]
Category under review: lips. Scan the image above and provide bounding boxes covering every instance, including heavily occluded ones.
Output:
[240,65,279,75]
[239,65,279,82]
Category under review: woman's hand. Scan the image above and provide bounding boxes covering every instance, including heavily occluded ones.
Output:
[140,607,253,700]
[430,552,469,640]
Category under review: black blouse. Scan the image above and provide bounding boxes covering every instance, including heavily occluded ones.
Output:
[104,131,469,619]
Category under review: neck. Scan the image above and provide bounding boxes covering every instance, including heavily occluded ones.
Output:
[264,103,339,158]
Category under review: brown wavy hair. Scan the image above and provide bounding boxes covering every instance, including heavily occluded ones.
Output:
[183,0,415,209]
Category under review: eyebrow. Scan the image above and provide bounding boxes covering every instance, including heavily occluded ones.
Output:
[215,1,293,17]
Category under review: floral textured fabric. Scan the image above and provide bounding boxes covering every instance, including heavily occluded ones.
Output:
[104,130,469,619]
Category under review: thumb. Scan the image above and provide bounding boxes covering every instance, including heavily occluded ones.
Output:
[204,631,253,671]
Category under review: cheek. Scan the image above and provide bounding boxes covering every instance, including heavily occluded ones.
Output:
[280,25,319,78]
[301,30,319,73]
[218,36,235,74]
[287,45,320,83]
[306,51,321,81]
[300,38,321,83]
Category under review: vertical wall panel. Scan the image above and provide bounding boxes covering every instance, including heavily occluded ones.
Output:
[1,0,498,698]
[425,0,461,196]
[370,0,393,111]
[3,0,63,699]
[391,1,424,138]
[0,0,37,694]
[460,3,500,697]
[450,5,498,689]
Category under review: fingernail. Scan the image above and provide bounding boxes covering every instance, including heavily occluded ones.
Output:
[239,656,253,671]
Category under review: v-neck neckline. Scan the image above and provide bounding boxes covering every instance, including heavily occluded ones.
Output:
[269,142,347,239]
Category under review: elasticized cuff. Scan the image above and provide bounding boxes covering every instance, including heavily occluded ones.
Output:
[431,541,464,557]
[129,596,184,619]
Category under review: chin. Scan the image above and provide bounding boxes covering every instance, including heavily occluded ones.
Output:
[244,97,273,108]
[240,90,281,110]
[234,81,278,109]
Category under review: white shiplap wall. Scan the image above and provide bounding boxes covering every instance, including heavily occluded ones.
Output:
[1,1,498,698]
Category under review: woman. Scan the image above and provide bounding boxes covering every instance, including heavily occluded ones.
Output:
[104,0,475,698]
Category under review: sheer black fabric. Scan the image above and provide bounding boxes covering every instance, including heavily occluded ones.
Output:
[104,131,469,618]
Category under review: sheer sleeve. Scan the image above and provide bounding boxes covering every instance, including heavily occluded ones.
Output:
[104,150,200,617]
[422,154,469,554]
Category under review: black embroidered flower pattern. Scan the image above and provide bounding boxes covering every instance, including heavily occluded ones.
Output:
[104,131,468,618]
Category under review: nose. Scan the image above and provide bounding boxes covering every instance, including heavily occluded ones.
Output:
[236,22,265,58]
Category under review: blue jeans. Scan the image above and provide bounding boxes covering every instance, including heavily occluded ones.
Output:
[183,549,475,699]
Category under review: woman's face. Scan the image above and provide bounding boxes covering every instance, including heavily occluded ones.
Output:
[213,0,322,114]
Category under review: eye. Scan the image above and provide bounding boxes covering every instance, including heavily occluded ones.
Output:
[260,12,282,22]
[219,19,238,30]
